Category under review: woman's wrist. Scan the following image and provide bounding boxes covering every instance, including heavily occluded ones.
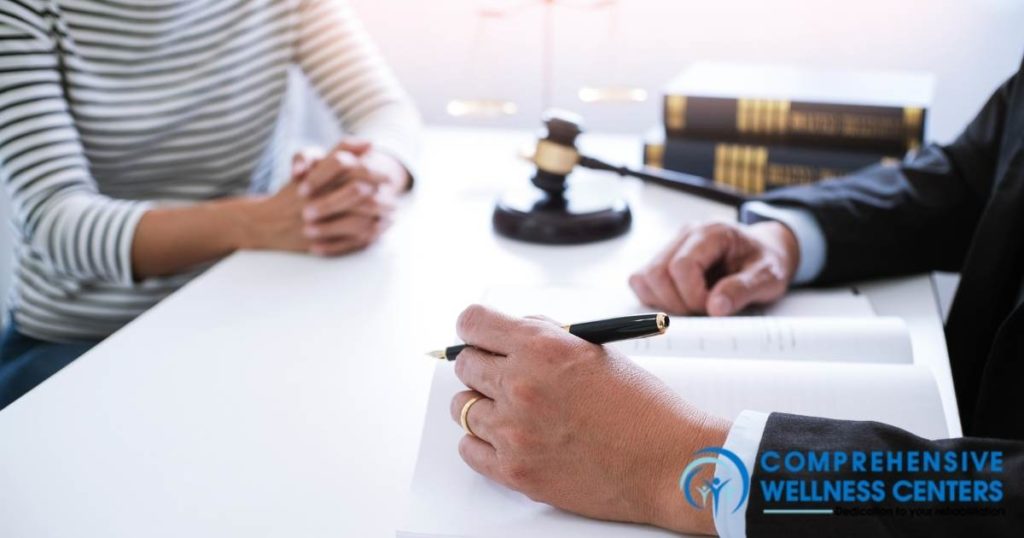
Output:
[131,196,269,279]
[216,196,266,251]
[366,150,412,191]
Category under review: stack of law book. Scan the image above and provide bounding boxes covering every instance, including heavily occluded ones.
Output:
[643,63,935,195]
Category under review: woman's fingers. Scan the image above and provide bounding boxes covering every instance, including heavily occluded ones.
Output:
[302,181,376,222]
[305,215,392,256]
[299,151,366,198]
[332,137,372,156]
[308,236,366,257]
[291,147,324,180]
[304,214,377,240]
[341,186,398,220]
[302,180,398,224]
[299,145,393,199]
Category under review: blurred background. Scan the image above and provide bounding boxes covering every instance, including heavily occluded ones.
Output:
[350,0,1024,142]
[1,0,1023,318]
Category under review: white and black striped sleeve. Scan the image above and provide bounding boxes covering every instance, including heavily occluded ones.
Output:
[0,4,150,286]
[294,0,422,176]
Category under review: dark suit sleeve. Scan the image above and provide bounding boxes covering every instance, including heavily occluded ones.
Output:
[752,73,1016,284]
[746,413,1024,537]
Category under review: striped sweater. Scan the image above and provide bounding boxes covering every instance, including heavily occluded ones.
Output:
[0,0,421,342]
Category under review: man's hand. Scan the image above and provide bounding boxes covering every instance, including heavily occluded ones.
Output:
[629,221,800,316]
[449,305,731,535]
[291,139,410,256]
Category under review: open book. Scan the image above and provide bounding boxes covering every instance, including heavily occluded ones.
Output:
[479,285,914,364]
[400,286,951,538]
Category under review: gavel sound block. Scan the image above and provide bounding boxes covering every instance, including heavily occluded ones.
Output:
[492,111,633,245]
[494,110,745,245]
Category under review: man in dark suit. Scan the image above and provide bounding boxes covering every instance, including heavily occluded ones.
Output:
[446,57,1023,537]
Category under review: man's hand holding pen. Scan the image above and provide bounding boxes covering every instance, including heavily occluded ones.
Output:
[447,305,731,536]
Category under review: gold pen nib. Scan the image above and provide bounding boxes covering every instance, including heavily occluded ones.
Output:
[425,350,446,360]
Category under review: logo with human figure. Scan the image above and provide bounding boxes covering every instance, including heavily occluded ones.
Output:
[679,447,751,515]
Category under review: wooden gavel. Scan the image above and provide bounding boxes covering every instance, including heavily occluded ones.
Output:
[525,110,746,207]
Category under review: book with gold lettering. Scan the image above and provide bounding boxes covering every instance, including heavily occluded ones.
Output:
[643,130,899,195]
[663,63,934,154]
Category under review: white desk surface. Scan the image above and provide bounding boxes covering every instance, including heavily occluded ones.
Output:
[0,127,960,537]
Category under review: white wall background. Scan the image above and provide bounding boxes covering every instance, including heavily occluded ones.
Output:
[351,0,1024,143]
[1,0,1023,325]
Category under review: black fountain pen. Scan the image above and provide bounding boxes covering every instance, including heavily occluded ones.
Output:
[426,313,670,361]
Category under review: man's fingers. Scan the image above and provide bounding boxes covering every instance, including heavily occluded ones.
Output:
[629,272,661,310]
[673,223,735,271]
[629,223,722,315]
[666,237,718,314]
[450,390,499,442]
[667,224,738,314]
[646,224,692,268]
[523,314,561,327]
[666,254,709,314]
[458,435,500,482]
[453,347,505,399]
[455,304,524,356]
[706,259,788,316]
[640,264,687,314]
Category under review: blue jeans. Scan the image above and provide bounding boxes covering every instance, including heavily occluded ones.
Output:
[0,322,97,410]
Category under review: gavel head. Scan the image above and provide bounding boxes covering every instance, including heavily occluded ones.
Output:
[494,109,631,244]
[529,109,585,196]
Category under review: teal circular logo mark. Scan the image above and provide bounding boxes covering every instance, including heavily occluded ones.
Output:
[680,447,751,515]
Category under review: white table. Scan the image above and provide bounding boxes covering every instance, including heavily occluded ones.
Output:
[0,127,960,537]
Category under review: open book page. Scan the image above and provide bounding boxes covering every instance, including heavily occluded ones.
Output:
[617,317,912,363]
[752,287,874,317]
[481,285,874,320]
[640,357,949,439]
[401,363,703,538]
[481,286,911,363]
[400,360,949,538]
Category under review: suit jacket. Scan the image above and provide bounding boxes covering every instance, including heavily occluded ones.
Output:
[742,55,1024,536]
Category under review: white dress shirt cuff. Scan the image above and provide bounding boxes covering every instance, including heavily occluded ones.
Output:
[713,410,771,538]
[740,201,826,285]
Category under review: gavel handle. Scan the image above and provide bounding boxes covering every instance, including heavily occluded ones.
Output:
[578,155,747,208]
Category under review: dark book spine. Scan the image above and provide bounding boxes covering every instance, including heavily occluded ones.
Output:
[663,95,925,154]
[643,137,896,195]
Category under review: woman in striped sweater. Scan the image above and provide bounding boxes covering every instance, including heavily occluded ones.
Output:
[0,0,421,408]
